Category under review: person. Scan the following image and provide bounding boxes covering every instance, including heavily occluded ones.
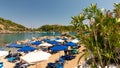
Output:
[64,50,67,55]
[62,42,68,55]
[8,50,11,53]
[5,50,12,58]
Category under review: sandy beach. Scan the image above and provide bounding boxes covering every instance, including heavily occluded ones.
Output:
[0,36,86,68]
[0,45,85,68]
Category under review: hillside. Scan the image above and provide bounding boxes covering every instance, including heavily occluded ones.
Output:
[0,17,27,32]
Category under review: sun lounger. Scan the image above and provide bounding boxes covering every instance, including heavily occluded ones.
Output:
[46,62,56,68]
[55,63,63,68]
[71,49,79,55]
[7,57,18,62]
[14,62,29,68]
[60,55,75,60]
[56,58,65,65]
[0,62,4,68]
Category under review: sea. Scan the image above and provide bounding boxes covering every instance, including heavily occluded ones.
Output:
[0,32,77,46]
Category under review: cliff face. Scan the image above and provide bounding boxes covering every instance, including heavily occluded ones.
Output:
[0,17,27,31]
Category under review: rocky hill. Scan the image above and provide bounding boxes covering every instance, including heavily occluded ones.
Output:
[0,17,27,33]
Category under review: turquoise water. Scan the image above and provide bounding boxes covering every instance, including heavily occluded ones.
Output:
[0,32,76,45]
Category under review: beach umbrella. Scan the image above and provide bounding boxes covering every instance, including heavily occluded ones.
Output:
[65,42,78,46]
[31,41,41,45]
[0,51,8,57]
[53,37,60,40]
[17,46,36,53]
[6,43,22,53]
[48,40,60,45]
[21,51,51,64]
[27,40,34,44]
[15,44,26,48]
[50,45,68,51]
[7,43,26,48]
[55,39,64,43]
[43,38,51,42]
[6,43,20,48]
[71,39,79,43]
[39,43,53,47]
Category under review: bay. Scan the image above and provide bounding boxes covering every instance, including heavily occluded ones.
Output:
[0,32,76,45]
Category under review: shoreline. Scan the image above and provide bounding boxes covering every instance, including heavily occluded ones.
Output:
[0,30,76,34]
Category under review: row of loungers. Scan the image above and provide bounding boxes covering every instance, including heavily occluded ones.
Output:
[46,46,80,68]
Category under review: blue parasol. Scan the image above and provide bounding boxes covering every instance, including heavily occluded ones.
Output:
[6,43,26,48]
[50,45,68,51]
[31,41,41,45]
[48,40,60,45]
[17,46,36,53]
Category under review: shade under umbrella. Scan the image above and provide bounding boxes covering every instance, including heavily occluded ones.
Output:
[17,46,36,53]
[21,51,51,64]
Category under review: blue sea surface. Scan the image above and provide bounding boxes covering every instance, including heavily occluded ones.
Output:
[0,32,76,44]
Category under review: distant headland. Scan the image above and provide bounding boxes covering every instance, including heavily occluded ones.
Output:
[0,17,75,34]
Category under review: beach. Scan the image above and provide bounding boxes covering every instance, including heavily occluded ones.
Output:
[0,36,86,68]
[0,45,85,68]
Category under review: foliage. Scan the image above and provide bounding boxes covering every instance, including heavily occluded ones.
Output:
[37,24,75,32]
[71,3,120,67]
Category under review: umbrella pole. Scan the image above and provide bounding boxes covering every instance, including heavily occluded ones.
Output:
[59,51,61,58]
[35,62,38,68]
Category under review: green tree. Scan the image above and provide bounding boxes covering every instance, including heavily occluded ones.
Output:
[37,24,75,32]
[71,3,120,67]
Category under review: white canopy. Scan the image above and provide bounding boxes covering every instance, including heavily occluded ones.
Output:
[21,50,51,64]
[71,39,79,43]
[0,51,8,57]
[55,39,64,43]
[39,43,53,47]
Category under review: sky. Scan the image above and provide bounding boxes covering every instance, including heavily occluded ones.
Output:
[0,0,119,28]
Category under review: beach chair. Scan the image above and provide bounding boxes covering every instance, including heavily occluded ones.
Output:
[0,62,4,68]
[7,57,16,62]
[14,62,20,68]
[20,64,28,68]
[60,55,75,60]
[56,58,65,65]
[72,46,81,49]
[14,62,29,68]
[71,49,79,55]
[55,63,64,68]
[46,62,56,68]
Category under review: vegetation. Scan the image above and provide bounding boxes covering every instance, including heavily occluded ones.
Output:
[71,3,120,67]
[36,24,75,32]
[0,17,76,33]
[0,17,27,31]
